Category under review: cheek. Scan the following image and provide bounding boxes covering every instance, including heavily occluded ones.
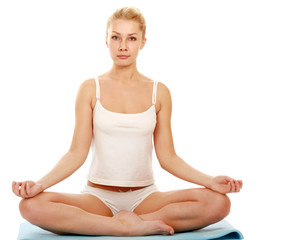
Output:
[108,43,118,53]
[130,42,142,51]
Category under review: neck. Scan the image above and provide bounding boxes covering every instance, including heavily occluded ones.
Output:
[108,62,140,84]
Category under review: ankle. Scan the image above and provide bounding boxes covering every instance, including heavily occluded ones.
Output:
[112,211,133,236]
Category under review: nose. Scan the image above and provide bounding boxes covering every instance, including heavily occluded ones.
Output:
[119,39,128,51]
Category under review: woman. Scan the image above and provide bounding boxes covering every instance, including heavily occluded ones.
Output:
[12,7,242,236]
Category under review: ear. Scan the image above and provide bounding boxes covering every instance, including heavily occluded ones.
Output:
[105,36,109,48]
[140,37,147,50]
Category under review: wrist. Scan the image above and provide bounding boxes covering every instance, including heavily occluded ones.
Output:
[36,180,48,191]
[203,175,214,189]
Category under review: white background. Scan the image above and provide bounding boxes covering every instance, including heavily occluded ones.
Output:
[1,0,285,239]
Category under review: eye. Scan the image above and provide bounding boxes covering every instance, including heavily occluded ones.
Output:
[111,36,119,40]
[129,37,137,41]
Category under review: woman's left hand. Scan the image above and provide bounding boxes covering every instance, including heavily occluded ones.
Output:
[209,176,243,194]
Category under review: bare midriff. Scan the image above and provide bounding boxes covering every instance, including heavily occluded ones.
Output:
[87,181,145,192]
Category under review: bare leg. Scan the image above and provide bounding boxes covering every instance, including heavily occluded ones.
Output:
[113,211,174,236]
[19,192,173,236]
[134,188,231,232]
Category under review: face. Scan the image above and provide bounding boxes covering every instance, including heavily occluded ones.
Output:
[106,19,146,67]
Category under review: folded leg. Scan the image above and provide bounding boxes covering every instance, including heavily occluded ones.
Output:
[19,191,173,236]
[134,188,231,232]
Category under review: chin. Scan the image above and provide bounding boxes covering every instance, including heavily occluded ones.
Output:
[114,59,135,67]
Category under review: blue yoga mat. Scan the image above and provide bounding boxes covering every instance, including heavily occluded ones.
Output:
[18,220,243,240]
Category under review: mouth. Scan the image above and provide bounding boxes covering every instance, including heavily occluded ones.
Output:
[117,55,130,59]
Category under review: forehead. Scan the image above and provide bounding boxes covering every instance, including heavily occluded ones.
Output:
[109,19,141,35]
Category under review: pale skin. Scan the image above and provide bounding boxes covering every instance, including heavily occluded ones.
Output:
[12,19,243,236]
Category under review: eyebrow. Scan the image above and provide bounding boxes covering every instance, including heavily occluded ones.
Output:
[112,31,138,35]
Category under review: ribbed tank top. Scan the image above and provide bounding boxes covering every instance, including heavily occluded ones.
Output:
[87,77,158,187]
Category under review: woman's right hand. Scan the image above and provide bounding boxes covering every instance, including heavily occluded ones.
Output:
[12,181,44,199]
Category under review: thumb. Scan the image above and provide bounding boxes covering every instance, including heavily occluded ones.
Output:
[28,183,42,198]
[224,176,232,183]
[26,182,30,196]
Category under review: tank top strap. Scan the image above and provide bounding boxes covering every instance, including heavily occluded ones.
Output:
[95,77,100,100]
[152,81,158,105]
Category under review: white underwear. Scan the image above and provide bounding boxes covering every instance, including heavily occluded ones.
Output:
[81,184,159,215]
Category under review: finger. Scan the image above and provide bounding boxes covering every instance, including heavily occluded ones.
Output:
[232,180,237,192]
[239,180,243,189]
[234,180,239,192]
[20,182,28,198]
[230,179,235,192]
[13,182,21,197]
[19,182,25,197]
[26,182,30,197]
[234,180,240,192]
[12,181,17,195]
[12,181,17,193]
[24,182,30,198]
[237,180,242,192]
[224,176,232,184]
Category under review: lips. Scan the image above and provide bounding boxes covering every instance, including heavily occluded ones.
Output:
[117,55,130,59]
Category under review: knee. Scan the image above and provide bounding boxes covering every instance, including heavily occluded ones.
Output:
[208,192,231,222]
[19,197,42,224]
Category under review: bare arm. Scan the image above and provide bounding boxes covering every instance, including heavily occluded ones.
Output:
[153,82,242,193]
[12,79,96,198]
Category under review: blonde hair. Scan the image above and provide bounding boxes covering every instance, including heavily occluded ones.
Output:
[106,7,146,39]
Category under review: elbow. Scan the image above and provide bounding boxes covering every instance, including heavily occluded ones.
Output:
[158,153,177,171]
[160,161,172,172]
[66,149,87,168]
[159,161,167,170]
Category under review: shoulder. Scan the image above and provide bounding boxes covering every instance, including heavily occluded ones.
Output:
[77,78,97,95]
[157,81,172,112]
[76,78,96,107]
[141,74,171,98]
[79,78,96,91]
[157,81,171,97]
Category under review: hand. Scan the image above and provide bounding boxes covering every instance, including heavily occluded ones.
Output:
[209,176,243,194]
[12,181,44,199]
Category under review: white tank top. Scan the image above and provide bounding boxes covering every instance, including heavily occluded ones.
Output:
[87,77,158,187]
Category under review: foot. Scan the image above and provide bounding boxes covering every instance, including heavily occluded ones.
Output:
[113,210,174,236]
